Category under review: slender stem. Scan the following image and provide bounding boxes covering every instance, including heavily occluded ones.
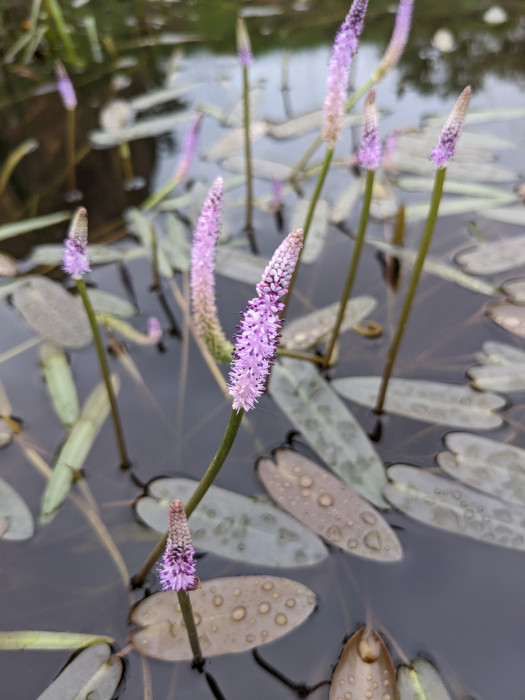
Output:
[76,278,131,468]
[131,408,244,587]
[375,167,447,414]
[43,0,81,65]
[119,141,134,183]
[66,108,76,194]
[150,224,160,290]
[322,169,375,368]
[276,347,324,364]
[141,178,179,212]
[242,64,256,253]
[281,146,334,318]
[178,591,203,667]
[290,76,375,182]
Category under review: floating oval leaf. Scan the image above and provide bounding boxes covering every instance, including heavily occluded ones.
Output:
[502,279,525,305]
[477,340,525,365]
[487,300,525,338]
[456,235,525,275]
[257,449,402,562]
[89,110,192,148]
[222,156,292,181]
[281,296,377,350]
[332,376,505,430]
[36,643,122,700]
[330,177,363,224]
[0,631,113,650]
[0,477,34,541]
[136,477,328,568]
[329,626,398,700]
[131,576,316,660]
[291,199,328,263]
[87,289,136,318]
[481,206,525,226]
[24,244,127,268]
[215,246,267,284]
[0,211,70,242]
[40,342,79,429]
[269,359,387,507]
[205,121,268,160]
[437,432,525,507]
[13,277,92,349]
[468,363,525,393]
[124,208,173,278]
[397,657,453,700]
[385,465,525,552]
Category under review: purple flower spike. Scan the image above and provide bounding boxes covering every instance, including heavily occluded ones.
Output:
[228,229,304,412]
[357,89,381,170]
[55,60,77,111]
[236,18,252,68]
[374,0,413,79]
[147,317,162,344]
[430,86,471,169]
[158,499,199,594]
[62,207,90,280]
[322,0,369,148]
[190,178,233,362]
[174,113,203,182]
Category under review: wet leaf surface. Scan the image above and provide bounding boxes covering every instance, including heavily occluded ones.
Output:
[40,342,80,429]
[89,110,193,147]
[257,449,402,561]
[0,477,34,541]
[486,300,525,338]
[269,359,388,507]
[329,626,398,700]
[205,121,268,160]
[502,278,525,305]
[87,289,137,318]
[0,632,113,650]
[131,576,316,660]
[397,657,453,700]
[291,199,328,263]
[36,643,123,700]
[481,206,525,226]
[136,477,328,567]
[385,465,525,552]
[468,340,525,392]
[456,234,525,275]
[332,376,505,430]
[13,277,92,349]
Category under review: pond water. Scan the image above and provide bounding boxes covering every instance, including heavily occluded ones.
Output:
[1,1,525,698]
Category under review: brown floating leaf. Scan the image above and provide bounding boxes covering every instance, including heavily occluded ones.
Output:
[131,576,316,661]
[329,626,398,700]
[257,449,402,562]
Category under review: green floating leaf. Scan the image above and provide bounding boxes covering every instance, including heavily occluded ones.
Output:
[0,477,34,541]
[0,212,70,242]
[267,110,361,140]
[405,194,516,223]
[0,277,32,300]
[269,359,387,507]
[36,643,123,700]
[131,576,316,661]
[40,342,80,429]
[397,657,453,700]
[136,477,328,568]
[481,206,525,226]
[162,214,191,272]
[25,244,126,268]
[89,110,193,147]
[468,340,525,392]
[281,296,376,351]
[486,300,525,339]
[437,432,525,507]
[396,176,519,200]
[124,208,173,278]
[225,86,265,127]
[13,277,92,349]
[215,246,267,285]
[367,240,498,296]
[87,289,136,318]
[391,150,517,182]
[477,340,525,365]
[333,376,505,430]
[426,107,525,126]
[385,465,525,552]
[369,176,398,220]
[330,177,363,224]
[329,627,398,700]
[204,121,268,160]
[456,235,525,275]
[0,631,113,651]
[222,156,292,181]
[40,376,120,523]
[502,279,525,305]
[129,83,198,112]
[257,449,402,562]
[291,199,328,263]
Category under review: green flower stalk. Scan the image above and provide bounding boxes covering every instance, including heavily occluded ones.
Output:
[56,61,79,198]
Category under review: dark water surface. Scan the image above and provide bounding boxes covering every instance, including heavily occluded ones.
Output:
[1,1,525,698]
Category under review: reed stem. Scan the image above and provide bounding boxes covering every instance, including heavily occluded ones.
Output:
[242,65,256,253]
[178,591,203,667]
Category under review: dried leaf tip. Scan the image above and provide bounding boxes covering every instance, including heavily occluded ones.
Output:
[430,86,471,168]
[158,499,198,593]
[236,18,252,68]
[357,88,381,170]
[62,207,90,280]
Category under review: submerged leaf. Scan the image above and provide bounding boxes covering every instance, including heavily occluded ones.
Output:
[13,277,92,349]
[456,235,525,275]
[0,477,34,541]
[332,376,505,430]
[269,359,387,507]
[329,627,398,700]
[0,631,113,650]
[136,477,328,568]
[385,465,525,552]
[131,576,316,660]
[397,657,453,700]
[40,343,80,429]
[281,296,377,350]
[36,643,122,700]
[257,449,402,561]
[437,432,525,507]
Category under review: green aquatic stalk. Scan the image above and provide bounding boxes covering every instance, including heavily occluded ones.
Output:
[281,146,334,318]
[131,408,244,587]
[118,141,134,184]
[43,0,80,65]
[178,590,203,666]
[323,168,375,367]
[76,278,131,468]
[374,167,447,414]
[66,107,76,194]
[242,64,256,252]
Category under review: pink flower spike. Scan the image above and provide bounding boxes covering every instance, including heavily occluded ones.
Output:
[430,86,471,169]
[374,0,413,79]
[147,317,162,344]
[190,177,233,362]
[322,0,370,148]
[357,88,381,170]
[174,113,203,182]
[228,229,304,412]
[236,18,252,68]
[62,207,90,280]
[55,60,77,111]
[158,499,198,594]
